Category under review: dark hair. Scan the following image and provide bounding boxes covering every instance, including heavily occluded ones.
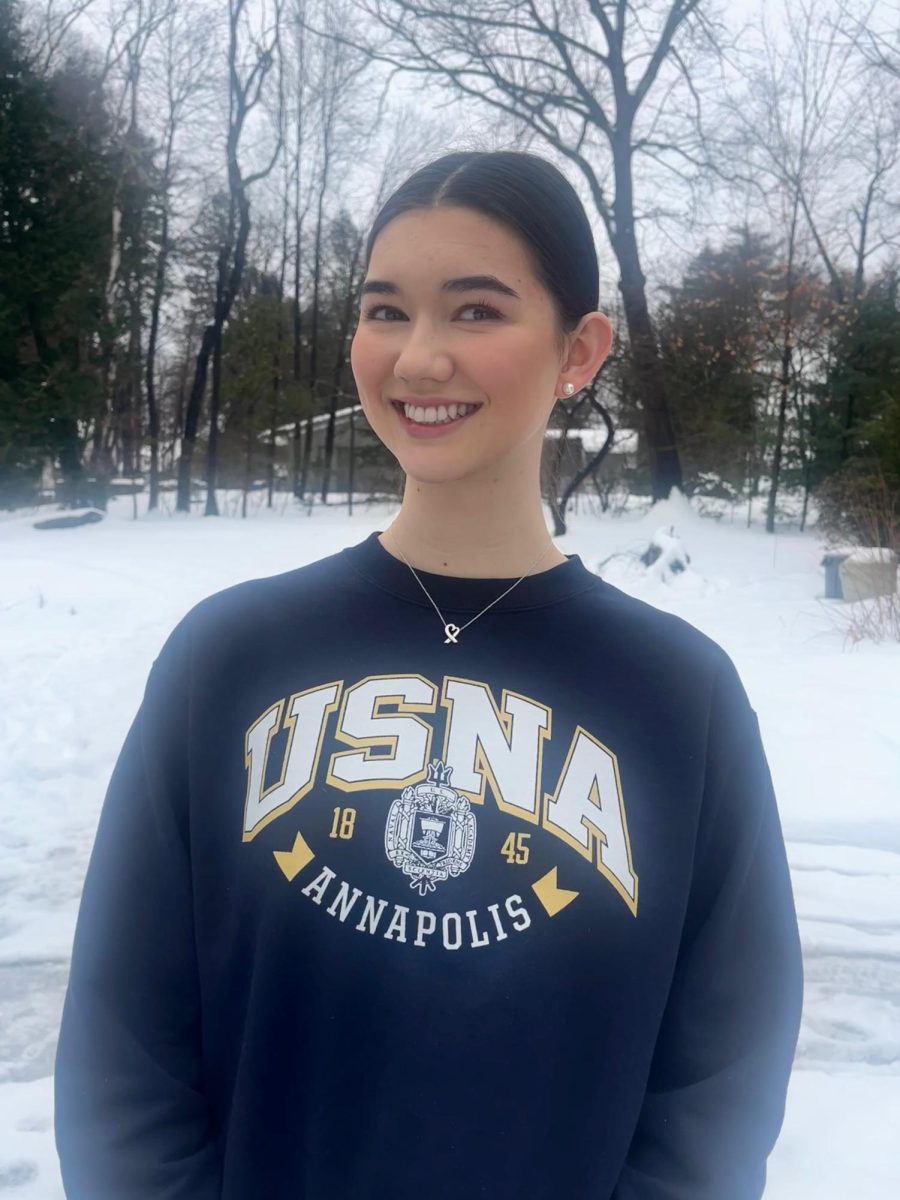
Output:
[365,151,599,333]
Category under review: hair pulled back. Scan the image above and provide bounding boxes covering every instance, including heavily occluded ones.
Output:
[365,151,599,332]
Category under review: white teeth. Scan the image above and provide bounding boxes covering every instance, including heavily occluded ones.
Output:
[400,402,478,425]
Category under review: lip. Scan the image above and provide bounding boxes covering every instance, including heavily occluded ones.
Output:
[391,397,482,409]
[389,398,482,439]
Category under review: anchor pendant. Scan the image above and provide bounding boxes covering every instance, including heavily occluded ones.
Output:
[443,623,461,644]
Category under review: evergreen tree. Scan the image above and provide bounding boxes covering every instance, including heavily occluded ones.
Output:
[813,269,900,488]
[657,226,779,494]
[0,2,113,506]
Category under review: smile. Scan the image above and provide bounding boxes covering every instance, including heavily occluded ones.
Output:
[391,400,482,435]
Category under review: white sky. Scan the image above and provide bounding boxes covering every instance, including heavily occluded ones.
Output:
[61,0,900,314]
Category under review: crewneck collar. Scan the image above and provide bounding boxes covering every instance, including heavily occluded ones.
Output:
[341,530,600,613]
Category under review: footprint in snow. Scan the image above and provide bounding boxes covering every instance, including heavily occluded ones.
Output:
[15,1115,49,1132]
[0,1160,38,1188]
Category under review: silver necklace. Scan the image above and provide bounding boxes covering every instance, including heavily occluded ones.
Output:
[387,535,557,644]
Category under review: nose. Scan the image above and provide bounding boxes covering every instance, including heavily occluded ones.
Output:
[392,318,454,386]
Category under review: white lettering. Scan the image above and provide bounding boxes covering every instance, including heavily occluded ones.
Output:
[486,903,508,941]
[414,910,437,947]
[300,865,336,905]
[243,685,341,838]
[327,881,362,922]
[505,894,531,931]
[329,676,436,786]
[442,912,463,950]
[544,729,638,913]
[384,904,410,943]
[442,680,550,819]
[355,895,388,935]
[466,909,491,948]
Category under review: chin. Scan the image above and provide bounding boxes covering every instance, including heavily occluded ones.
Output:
[397,455,481,487]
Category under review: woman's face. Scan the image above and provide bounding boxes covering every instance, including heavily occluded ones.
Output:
[350,205,591,486]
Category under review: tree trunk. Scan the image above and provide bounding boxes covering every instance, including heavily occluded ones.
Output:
[303,153,329,501]
[610,138,681,501]
[177,0,282,513]
[292,419,303,497]
[176,322,217,511]
[174,312,195,471]
[205,307,225,517]
[242,421,253,519]
[299,412,314,498]
[268,303,285,507]
[840,381,856,464]
[321,234,363,503]
[290,5,306,501]
[348,402,356,515]
[145,233,165,510]
[206,180,251,516]
[146,139,174,512]
[766,191,800,534]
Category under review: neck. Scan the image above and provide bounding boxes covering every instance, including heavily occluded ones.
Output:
[379,446,567,579]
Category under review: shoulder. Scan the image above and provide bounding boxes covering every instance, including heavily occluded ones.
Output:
[202,546,346,618]
[153,545,351,666]
[578,574,734,685]
[576,579,759,768]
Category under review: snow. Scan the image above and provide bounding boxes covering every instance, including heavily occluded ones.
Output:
[1,488,898,1196]
[543,424,635,453]
[639,523,691,582]
[848,547,896,564]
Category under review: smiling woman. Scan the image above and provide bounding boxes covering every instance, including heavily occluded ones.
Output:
[54,151,802,1200]
[349,155,612,577]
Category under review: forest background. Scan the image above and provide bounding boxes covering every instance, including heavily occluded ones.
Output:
[1,0,898,551]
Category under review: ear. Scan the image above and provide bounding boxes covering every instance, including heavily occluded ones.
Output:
[557,311,614,396]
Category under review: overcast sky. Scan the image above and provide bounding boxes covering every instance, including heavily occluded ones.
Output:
[65,0,899,313]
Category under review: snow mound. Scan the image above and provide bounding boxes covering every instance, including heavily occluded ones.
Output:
[640,525,690,582]
[639,487,699,531]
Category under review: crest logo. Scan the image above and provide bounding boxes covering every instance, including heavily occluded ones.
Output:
[385,759,477,895]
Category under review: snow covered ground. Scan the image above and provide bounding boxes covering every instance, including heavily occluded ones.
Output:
[1,489,898,1196]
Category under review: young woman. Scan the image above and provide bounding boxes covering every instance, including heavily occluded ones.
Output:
[55,151,803,1200]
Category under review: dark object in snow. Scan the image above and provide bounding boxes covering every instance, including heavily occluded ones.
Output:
[821,552,849,599]
[33,509,105,531]
[641,525,690,575]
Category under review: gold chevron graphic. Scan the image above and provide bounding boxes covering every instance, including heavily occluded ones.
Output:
[273,830,315,881]
[532,866,579,917]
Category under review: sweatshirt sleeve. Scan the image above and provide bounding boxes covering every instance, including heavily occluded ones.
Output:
[611,651,803,1200]
[54,614,222,1199]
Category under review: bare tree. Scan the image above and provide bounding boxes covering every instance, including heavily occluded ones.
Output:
[291,1,372,502]
[175,0,283,514]
[546,382,615,536]
[318,105,433,502]
[322,0,724,500]
[837,0,900,79]
[86,0,174,488]
[720,0,900,530]
[26,0,99,73]
[265,41,291,509]
[143,2,215,510]
[286,0,314,500]
[722,1,899,305]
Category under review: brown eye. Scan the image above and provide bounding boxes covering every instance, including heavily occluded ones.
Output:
[457,303,502,321]
[364,305,407,321]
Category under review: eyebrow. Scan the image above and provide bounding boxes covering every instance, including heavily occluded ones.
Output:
[359,274,521,299]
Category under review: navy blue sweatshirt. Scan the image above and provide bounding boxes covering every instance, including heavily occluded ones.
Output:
[55,531,803,1199]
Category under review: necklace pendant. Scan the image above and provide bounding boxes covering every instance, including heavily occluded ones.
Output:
[443,623,461,644]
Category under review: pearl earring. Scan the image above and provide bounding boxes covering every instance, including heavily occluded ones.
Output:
[563,382,575,396]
